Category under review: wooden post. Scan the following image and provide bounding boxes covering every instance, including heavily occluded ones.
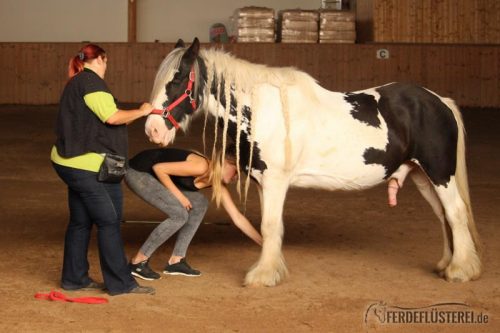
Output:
[128,0,137,42]
[354,0,374,43]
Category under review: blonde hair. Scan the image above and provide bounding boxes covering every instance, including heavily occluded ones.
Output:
[208,149,236,207]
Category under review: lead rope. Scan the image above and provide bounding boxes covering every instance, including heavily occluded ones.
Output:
[35,291,108,304]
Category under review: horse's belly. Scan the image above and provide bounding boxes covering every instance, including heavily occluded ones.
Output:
[286,102,390,190]
[290,164,386,191]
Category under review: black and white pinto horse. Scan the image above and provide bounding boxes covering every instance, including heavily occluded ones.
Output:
[145,38,481,287]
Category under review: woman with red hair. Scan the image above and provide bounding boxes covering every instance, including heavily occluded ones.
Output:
[51,44,155,296]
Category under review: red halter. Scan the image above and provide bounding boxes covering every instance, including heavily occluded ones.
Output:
[150,67,197,129]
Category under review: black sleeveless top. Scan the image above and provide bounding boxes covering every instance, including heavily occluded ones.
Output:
[129,148,204,191]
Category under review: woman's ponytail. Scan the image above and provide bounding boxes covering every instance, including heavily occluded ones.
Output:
[68,54,84,78]
[209,150,224,207]
[67,44,106,78]
[209,147,237,207]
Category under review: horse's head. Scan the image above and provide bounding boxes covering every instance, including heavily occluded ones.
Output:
[146,38,202,146]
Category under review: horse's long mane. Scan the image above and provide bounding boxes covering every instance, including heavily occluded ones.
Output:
[150,47,184,103]
[201,48,318,93]
[199,47,320,203]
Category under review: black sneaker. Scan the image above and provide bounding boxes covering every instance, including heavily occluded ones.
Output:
[62,280,105,291]
[163,258,201,277]
[108,285,156,296]
[130,260,161,281]
[128,285,155,295]
[79,281,105,291]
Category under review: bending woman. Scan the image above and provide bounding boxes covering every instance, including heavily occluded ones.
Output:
[126,147,262,280]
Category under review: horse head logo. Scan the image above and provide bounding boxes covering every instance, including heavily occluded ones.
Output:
[365,301,387,324]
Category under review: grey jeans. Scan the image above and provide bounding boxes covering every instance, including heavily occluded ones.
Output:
[125,168,208,258]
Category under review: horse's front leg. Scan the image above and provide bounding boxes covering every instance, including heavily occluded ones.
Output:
[245,174,289,287]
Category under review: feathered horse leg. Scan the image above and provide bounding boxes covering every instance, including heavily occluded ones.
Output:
[245,174,289,287]
[410,168,453,275]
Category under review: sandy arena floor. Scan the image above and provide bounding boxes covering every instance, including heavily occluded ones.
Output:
[0,105,498,332]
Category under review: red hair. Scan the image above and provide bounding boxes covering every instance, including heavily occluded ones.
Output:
[68,44,106,78]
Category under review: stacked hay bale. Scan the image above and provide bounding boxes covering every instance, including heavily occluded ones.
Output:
[278,10,319,43]
[233,7,275,43]
[319,10,356,43]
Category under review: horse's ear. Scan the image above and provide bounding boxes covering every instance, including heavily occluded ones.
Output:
[183,37,200,65]
[175,39,185,48]
[185,37,200,59]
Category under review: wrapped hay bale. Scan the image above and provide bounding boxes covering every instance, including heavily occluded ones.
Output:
[233,6,275,43]
[278,10,318,43]
[319,10,356,43]
[319,30,356,43]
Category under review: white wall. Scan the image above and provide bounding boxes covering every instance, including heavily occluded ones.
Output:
[138,0,322,42]
[0,0,127,42]
[0,0,322,42]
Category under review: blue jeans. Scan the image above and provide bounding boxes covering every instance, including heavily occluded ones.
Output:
[53,163,137,294]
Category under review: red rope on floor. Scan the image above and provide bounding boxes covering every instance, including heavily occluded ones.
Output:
[34,291,108,304]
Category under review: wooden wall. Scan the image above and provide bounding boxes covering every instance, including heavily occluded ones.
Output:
[356,0,500,43]
[0,42,499,107]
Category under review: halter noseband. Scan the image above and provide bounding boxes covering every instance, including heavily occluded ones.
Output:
[151,66,197,129]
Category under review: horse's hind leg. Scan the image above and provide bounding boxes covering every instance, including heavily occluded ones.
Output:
[410,169,453,274]
[433,179,481,282]
[245,174,289,287]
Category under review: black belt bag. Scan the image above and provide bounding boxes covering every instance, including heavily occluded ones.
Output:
[97,153,127,183]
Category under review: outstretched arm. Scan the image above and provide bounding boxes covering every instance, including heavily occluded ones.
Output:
[106,103,153,125]
[220,186,262,246]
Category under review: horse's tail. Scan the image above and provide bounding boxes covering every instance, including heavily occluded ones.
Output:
[442,97,482,255]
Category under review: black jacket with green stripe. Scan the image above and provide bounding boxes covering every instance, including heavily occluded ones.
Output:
[55,68,128,159]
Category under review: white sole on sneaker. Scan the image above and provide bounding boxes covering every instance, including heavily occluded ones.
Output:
[131,271,160,281]
[163,271,201,277]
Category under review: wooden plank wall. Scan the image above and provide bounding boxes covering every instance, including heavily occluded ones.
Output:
[0,42,499,107]
[364,0,500,43]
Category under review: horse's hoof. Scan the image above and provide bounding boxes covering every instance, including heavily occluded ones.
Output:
[244,270,280,287]
[444,259,481,282]
[244,262,289,287]
[434,268,446,278]
[434,257,451,277]
[444,266,467,282]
